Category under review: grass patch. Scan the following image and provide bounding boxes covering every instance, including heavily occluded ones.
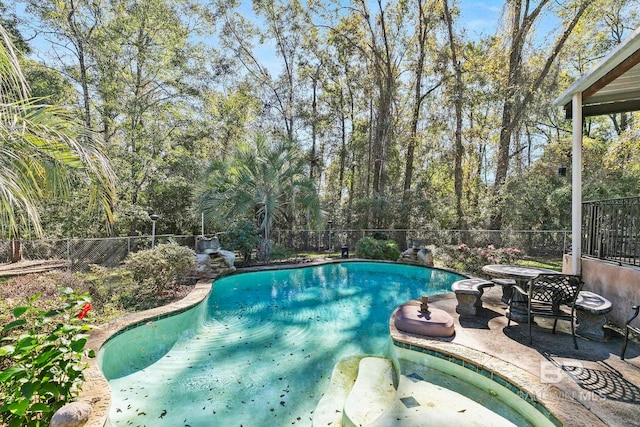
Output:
[294,251,340,259]
[515,257,563,271]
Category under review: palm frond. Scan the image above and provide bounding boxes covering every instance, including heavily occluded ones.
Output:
[0,24,116,238]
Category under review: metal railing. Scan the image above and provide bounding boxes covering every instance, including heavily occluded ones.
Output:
[583,196,640,267]
[1,229,570,273]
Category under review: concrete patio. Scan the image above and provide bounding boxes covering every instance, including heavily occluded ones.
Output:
[395,286,640,427]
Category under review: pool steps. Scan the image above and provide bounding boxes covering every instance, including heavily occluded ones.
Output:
[313,355,528,427]
[313,355,398,427]
[343,357,398,427]
[312,355,362,427]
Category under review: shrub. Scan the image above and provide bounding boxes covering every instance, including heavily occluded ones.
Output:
[355,237,401,261]
[221,219,260,262]
[74,265,135,318]
[436,244,523,275]
[269,244,292,260]
[0,288,93,427]
[123,243,196,295]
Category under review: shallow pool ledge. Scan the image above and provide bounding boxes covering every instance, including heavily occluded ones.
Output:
[389,300,607,427]
[80,280,213,427]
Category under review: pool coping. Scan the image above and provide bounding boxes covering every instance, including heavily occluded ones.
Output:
[79,259,605,427]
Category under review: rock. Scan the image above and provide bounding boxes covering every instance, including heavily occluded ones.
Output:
[399,247,414,258]
[398,246,434,267]
[195,253,214,279]
[195,251,235,280]
[196,236,220,254]
[417,248,434,266]
[50,402,92,427]
[218,249,236,270]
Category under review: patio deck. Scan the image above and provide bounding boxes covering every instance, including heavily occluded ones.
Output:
[398,286,640,427]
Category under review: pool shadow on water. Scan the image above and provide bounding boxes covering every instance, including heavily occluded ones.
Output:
[104,263,469,426]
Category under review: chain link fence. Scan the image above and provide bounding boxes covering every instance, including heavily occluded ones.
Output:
[0,235,200,273]
[0,229,569,274]
[270,229,569,258]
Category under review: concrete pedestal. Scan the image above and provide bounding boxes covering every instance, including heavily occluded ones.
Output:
[394,301,454,337]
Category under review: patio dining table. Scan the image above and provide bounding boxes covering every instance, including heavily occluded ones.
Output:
[481,264,559,282]
[481,264,560,322]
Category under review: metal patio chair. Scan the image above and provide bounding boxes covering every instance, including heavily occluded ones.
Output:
[507,274,583,349]
[621,304,640,360]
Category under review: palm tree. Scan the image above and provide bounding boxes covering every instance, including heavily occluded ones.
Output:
[199,135,321,260]
[0,25,116,261]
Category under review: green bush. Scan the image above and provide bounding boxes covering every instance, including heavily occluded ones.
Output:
[75,265,135,317]
[381,241,401,260]
[123,243,196,295]
[269,244,292,260]
[221,219,260,262]
[355,237,400,261]
[0,288,93,427]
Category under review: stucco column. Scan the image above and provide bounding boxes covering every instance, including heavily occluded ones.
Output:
[571,92,582,275]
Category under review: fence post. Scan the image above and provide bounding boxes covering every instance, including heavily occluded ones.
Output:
[66,239,71,265]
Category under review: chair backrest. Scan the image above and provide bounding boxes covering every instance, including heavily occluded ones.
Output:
[528,274,583,310]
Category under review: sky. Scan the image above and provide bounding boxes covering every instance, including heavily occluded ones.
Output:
[238,0,509,76]
[15,0,507,56]
[457,0,505,36]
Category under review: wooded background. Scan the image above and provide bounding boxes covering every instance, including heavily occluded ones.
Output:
[4,0,640,245]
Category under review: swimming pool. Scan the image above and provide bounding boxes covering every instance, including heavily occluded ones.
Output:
[98,261,546,426]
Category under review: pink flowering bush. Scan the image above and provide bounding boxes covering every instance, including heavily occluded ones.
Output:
[438,244,523,275]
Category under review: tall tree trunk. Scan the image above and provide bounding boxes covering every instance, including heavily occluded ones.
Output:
[338,90,347,201]
[310,65,320,181]
[443,0,466,232]
[372,77,393,228]
[337,109,347,221]
[400,0,430,232]
[491,0,592,231]
[354,0,402,228]
[347,156,356,227]
[66,0,95,132]
[9,239,23,263]
[345,81,357,228]
[364,97,373,227]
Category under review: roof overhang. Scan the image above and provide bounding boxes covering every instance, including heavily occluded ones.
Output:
[553,26,640,119]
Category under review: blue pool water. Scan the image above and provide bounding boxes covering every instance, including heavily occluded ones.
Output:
[99,261,464,426]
